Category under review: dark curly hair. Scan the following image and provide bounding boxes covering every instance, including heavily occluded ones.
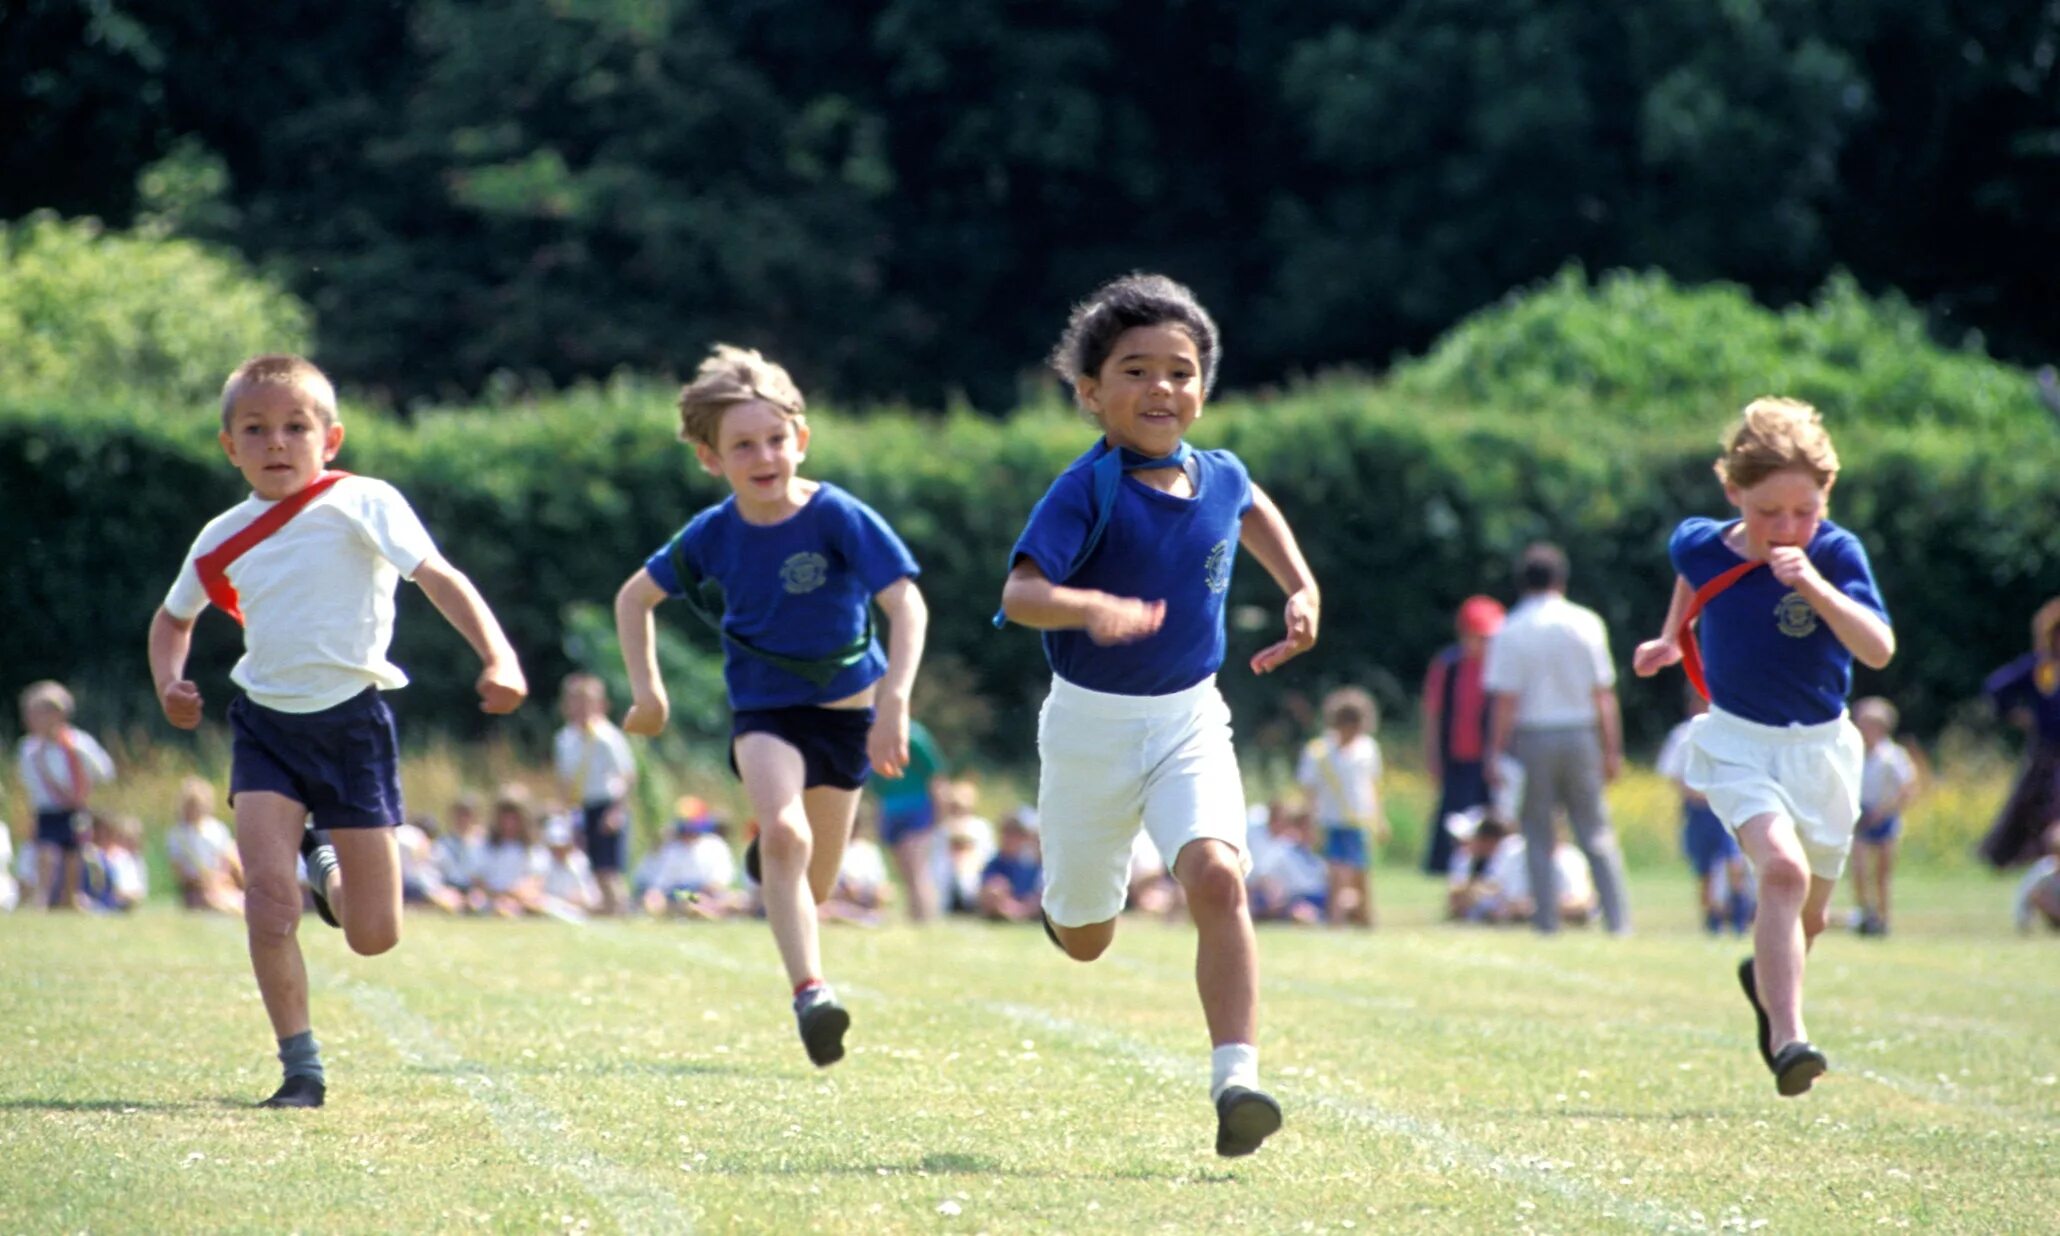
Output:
[1048,272,1221,398]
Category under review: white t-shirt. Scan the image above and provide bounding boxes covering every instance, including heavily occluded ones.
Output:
[553,722,637,806]
[1482,593,1617,729]
[934,813,997,906]
[1252,837,1327,899]
[1655,720,1696,785]
[436,832,487,889]
[1860,740,1917,813]
[163,476,439,713]
[838,838,888,895]
[478,841,545,894]
[1296,733,1381,826]
[166,815,236,878]
[639,835,737,891]
[17,731,116,811]
[542,850,598,904]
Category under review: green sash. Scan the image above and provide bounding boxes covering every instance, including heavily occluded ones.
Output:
[667,537,873,688]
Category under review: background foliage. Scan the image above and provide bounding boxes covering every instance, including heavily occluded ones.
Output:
[5,1,2057,407]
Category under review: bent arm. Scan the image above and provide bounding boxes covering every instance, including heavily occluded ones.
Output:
[1001,559,1165,643]
[149,607,204,729]
[1804,580,1897,670]
[1240,485,1320,672]
[615,569,670,734]
[872,578,928,708]
[414,555,528,710]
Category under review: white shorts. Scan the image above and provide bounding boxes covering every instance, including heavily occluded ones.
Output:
[1036,674,1249,927]
[1681,706,1863,880]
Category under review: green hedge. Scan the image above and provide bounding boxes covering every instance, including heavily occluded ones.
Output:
[6,379,2056,764]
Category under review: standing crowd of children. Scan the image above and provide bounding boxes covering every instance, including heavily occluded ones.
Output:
[5,269,2055,1158]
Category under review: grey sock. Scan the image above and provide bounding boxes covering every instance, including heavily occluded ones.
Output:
[278,1030,324,1084]
[305,841,339,898]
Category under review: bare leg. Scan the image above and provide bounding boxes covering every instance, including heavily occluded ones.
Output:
[736,733,822,988]
[801,784,860,905]
[236,791,315,1039]
[36,843,63,910]
[596,870,628,917]
[1175,839,1258,1047]
[1048,913,1119,961]
[1875,842,1897,928]
[892,832,938,923]
[1848,845,1874,922]
[328,828,402,956]
[1736,813,1828,1049]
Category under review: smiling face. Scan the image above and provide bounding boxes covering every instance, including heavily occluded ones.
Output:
[218,379,344,501]
[1074,323,1204,456]
[1725,466,1831,558]
[694,399,810,513]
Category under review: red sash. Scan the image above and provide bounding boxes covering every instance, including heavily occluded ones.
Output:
[1677,559,1766,701]
[195,471,353,626]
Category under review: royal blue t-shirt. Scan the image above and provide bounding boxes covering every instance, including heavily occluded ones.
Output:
[1986,653,2060,750]
[645,483,919,710]
[1008,443,1254,696]
[1669,517,1889,727]
[980,851,1043,899]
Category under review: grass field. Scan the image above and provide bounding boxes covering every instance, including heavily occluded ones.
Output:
[3,871,2054,1234]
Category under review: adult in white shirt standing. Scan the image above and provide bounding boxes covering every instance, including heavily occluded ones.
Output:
[1483,542,1632,934]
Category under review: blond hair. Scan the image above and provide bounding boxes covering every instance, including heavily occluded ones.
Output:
[178,776,216,818]
[1715,397,1840,490]
[559,672,607,706]
[220,354,339,430]
[675,344,806,448]
[1321,686,1377,733]
[19,679,74,719]
[490,783,538,846]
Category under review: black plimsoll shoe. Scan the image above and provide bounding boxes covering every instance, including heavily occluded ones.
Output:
[259,1074,326,1108]
[744,835,761,886]
[1771,1040,1828,1097]
[300,828,340,929]
[1214,1085,1283,1158]
[1737,957,1773,1070]
[796,997,850,1068]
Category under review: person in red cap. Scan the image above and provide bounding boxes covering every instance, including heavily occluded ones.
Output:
[1419,595,1505,875]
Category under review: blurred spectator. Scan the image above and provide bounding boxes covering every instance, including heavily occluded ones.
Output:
[397,813,464,914]
[869,718,948,922]
[540,809,601,919]
[1979,597,2060,868]
[477,784,546,916]
[435,792,488,904]
[17,679,116,911]
[1248,802,1328,925]
[79,814,147,912]
[1455,826,1595,927]
[166,775,244,914]
[634,797,743,919]
[1483,543,1631,934]
[2014,822,2060,932]
[932,779,996,915]
[1656,692,1753,936]
[1298,686,1386,927]
[977,811,1044,922]
[553,672,636,916]
[1421,595,1504,875]
[0,823,18,911]
[1126,824,1182,918]
[824,803,892,926]
[1850,696,1920,936]
[1444,811,1513,922]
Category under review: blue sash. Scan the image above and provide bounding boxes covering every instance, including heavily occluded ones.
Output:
[993,440,1194,627]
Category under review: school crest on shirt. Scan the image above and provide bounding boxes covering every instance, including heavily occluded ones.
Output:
[780,551,829,595]
[1204,539,1232,594]
[1775,591,1818,638]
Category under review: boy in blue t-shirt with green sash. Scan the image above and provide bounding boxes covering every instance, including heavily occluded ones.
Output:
[615,345,927,1069]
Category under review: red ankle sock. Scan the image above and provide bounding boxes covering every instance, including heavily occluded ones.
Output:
[794,978,824,998]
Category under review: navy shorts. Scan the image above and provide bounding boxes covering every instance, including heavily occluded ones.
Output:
[583,799,628,873]
[229,688,404,829]
[1857,813,1902,845]
[1322,823,1370,871]
[1682,804,1740,877]
[730,706,874,791]
[879,796,936,845]
[35,808,86,851]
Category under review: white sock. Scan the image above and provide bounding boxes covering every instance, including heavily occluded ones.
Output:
[1210,1042,1259,1101]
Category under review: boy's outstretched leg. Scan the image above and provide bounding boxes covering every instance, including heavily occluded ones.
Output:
[737,734,851,1068]
[236,791,326,1108]
[1736,813,1831,1096]
[1175,839,1280,1157]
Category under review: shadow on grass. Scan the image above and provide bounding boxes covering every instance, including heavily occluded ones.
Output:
[0,1098,220,1113]
[696,1151,1244,1183]
[412,1060,748,1081]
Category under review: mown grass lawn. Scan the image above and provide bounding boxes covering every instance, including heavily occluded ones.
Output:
[3,870,2053,1234]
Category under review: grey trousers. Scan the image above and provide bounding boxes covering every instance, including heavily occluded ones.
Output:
[1511,725,1631,933]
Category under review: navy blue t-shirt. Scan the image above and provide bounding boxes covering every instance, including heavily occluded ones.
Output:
[1008,443,1255,696]
[645,483,919,710]
[1670,517,1889,726]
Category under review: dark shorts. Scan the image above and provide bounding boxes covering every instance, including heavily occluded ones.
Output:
[1682,804,1740,877]
[582,799,628,873]
[1857,813,1902,846]
[35,809,86,851]
[730,706,875,791]
[1426,760,1489,874]
[229,688,403,829]
[1322,824,1370,871]
[879,796,936,845]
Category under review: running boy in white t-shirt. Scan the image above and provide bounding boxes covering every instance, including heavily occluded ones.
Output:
[999,273,1319,1157]
[1634,397,1893,1097]
[1296,686,1386,927]
[553,673,637,915]
[149,354,527,1108]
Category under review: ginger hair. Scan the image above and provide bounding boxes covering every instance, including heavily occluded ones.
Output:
[1715,397,1840,490]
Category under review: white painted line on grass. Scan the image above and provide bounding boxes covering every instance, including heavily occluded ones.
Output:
[980,1000,1699,1234]
[338,976,699,1236]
